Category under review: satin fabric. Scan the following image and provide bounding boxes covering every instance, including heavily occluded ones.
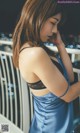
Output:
[29,54,73,133]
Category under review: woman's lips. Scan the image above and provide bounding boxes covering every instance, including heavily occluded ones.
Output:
[48,34,57,39]
[47,35,58,44]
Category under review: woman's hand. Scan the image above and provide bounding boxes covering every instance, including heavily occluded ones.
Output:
[49,31,64,46]
[54,31,63,44]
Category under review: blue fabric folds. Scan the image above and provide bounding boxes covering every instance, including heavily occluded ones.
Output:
[29,54,73,133]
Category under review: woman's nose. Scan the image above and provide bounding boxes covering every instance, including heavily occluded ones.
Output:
[52,26,57,34]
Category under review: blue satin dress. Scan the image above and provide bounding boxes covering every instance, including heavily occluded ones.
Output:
[29,55,73,133]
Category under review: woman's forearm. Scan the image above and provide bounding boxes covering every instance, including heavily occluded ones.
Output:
[57,42,74,82]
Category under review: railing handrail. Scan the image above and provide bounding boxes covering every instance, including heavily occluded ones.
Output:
[0,40,13,45]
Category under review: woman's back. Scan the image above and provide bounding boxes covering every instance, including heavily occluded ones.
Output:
[19,45,51,96]
[19,44,67,97]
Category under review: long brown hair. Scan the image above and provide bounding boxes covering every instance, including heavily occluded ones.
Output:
[13,0,65,68]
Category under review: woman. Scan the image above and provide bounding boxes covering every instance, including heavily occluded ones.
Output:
[13,0,80,132]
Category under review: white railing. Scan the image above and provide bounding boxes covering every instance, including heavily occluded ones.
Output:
[0,40,33,133]
[47,45,80,62]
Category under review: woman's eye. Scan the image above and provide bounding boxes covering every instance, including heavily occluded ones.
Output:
[51,22,56,25]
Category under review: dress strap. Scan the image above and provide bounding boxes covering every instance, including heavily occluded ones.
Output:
[19,47,31,53]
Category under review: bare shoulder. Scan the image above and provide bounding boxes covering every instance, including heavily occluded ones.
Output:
[19,46,48,81]
[31,47,48,60]
[19,46,48,61]
[19,46,49,69]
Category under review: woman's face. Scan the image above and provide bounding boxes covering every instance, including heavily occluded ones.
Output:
[40,13,61,42]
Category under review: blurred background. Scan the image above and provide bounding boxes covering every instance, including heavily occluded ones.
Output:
[0,1,80,46]
[0,1,80,34]
[0,0,25,33]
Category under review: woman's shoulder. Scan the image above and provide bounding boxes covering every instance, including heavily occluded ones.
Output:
[19,43,48,61]
[29,46,49,62]
[19,45,49,77]
[30,46,47,57]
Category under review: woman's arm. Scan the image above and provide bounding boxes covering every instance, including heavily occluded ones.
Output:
[32,47,80,103]
[53,31,74,82]
[57,42,74,82]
